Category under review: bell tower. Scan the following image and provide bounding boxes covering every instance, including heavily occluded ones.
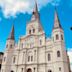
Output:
[52,9,64,42]
[6,25,15,50]
[52,8,69,72]
[1,25,15,72]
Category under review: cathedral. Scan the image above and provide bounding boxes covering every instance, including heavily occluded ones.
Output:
[1,1,71,72]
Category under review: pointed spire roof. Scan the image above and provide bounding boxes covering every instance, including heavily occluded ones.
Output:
[31,0,39,21]
[28,0,43,33]
[8,25,15,40]
[53,8,62,29]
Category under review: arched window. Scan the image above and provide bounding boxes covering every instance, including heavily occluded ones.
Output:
[21,68,23,72]
[28,56,30,62]
[27,68,32,72]
[61,35,63,40]
[48,70,52,72]
[57,51,61,57]
[40,39,42,45]
[10,44,12,48]
[29,30,31,34]
[56,34,59,40]
[13,57,16,63]
[31,56,33,61]
[59,67,61,71]
[48,54,51,61]
[34,67,35,72]
[11,70,14,72]
[33,29,35,33]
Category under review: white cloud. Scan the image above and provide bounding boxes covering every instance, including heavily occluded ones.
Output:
[0,0,60,18]
[68,48,72,71]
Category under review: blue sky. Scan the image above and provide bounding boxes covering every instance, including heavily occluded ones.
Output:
[0,0,72,70]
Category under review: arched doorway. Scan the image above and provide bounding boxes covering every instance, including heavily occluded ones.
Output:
[11,70,14,72]
[27,68,32,72]
[48,70,52,72]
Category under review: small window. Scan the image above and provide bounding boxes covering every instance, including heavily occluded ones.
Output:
[33,29,35,33]
[34,68,35,71]
[13,57,16,63]
[10,44,12,48]
[31,56,33,61]
[28,56,30,62]
[29,30,31,34]
[34,50,36,52]
[56,34,59,40]
[40,40,42,45]
[61,35,63,40]
[21,68,23,72]
[59,67,61,71]
[57,51,61,57]
[48,54,51,61]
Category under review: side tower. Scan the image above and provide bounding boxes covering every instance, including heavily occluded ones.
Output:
[52,9,69,72]
[1,25,15,72]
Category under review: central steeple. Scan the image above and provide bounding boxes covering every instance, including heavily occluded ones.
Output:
[31,0,39,21]
[26,0,44,35]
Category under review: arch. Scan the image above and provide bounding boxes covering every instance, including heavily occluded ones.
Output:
[61,34,63,40]
[13,56,16,63]
[33,28,35,33]
[57,51,61,57]
[48,70,52,72]
[29,30,31,34]
[27,68,32,72]
[56,34,59,40]
[48,53,51,61]
[40,39,42,45]
[11,70,14,72]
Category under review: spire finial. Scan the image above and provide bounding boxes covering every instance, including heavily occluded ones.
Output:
[8,24,15,40]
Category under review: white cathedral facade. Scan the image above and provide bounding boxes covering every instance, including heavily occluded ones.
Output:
[1,2,71,72]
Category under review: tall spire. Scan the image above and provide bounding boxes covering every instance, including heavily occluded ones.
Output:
[31,0,39,21]
[53,8,62,29]
[8,25,15,40]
